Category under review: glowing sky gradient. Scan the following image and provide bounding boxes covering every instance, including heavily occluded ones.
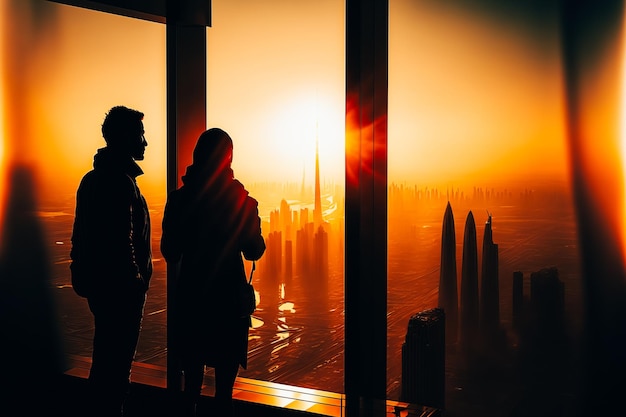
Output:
[1,0,576,203]
[3,0,626,261]
[206,0,345,186]
[389,0,568,188]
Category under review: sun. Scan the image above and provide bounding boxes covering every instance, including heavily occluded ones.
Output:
[264,91,345,185]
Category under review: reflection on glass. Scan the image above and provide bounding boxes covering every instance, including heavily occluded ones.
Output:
[1,1,167,369]
[388,1,583,415]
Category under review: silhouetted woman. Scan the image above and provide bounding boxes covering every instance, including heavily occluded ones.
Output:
[161,128,265,416]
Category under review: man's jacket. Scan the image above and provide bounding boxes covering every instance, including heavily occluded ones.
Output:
[70,147,152,298]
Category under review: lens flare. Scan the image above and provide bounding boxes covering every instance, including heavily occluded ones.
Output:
[0,0,7,241]
[622,10,626,263]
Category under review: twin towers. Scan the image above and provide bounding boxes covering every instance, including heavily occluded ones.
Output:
[438,202,501,352]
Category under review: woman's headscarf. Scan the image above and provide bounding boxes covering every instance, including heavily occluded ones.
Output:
[183,128,234,189]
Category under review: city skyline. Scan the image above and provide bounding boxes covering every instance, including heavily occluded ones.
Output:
[27,163,585,408]
[1,1,599,413]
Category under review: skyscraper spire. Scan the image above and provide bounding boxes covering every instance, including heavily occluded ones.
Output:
[438,201,458,344]
[460,210,479,353]
[313,123,323,227]
[480,212,500,336]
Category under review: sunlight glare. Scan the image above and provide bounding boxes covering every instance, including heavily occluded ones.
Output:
[622,9,626,263]
[266,92,344,184]
[0,0,6,242]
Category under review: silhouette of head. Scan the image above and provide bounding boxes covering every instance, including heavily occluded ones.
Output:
[192,128,234,175]
[101,106,148,160]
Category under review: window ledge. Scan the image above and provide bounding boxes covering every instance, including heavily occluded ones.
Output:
[65,355,437,417]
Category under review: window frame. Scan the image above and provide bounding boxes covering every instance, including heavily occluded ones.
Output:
[47,1,389,415]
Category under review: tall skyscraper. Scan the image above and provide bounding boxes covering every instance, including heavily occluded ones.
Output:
[438,202,458,344]
[284,240,293,280]
[512,271,524,331]
[401,308,445,409]
[280,199,293,241]
[314,225,329,280]
[523,267,567,390]
[480,213,500,336]
[460,211,479,352]
[530,267,565,333]
[267,230,282,277]
[313,133,323,227]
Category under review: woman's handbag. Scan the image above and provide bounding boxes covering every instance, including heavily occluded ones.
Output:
[238,261,257,318]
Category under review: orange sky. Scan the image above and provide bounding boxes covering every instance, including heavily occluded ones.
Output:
[389,0,568,188]
[209,0,570,189]
[1,1,166,203]
[0,0,590,205]
[206,0,345,186]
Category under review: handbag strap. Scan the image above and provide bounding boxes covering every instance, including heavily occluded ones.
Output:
[248,260,256,284]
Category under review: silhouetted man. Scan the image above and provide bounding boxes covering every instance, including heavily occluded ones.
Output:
[70,106,152,416]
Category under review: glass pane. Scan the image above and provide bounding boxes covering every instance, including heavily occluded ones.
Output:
[388,1,583,414]
[207,0,345,394]
[0,0,167,374]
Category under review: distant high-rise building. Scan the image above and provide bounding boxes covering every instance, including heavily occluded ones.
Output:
[522,267,567,386]
[269,208,280,234]
[480,213,500,336]
[280,199,292,240]
[300,207,309,230]
[284,240,293,280]
[313,134,323,227]
[314,225,329,280]
[296,223,313,274]
[512,271,524,330]
[292,211,299,233]
[296,228,306,274]
[460,211,479,352]
[401,308,445,409]
[530,267,565,333]
[438,202,458,344]
[267,231,282,277]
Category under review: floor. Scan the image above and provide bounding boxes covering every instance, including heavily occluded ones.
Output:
[4,355,437,417]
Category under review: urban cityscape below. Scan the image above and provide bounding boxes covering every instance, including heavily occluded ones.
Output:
[40,167,583,415]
